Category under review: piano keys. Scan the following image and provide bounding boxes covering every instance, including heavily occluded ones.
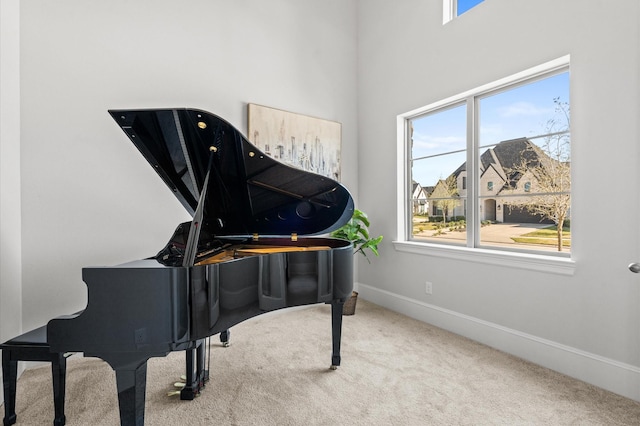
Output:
[46,108,354,426]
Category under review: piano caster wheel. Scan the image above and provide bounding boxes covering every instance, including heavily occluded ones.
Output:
[330,365,338,370]
[220,329,230,347]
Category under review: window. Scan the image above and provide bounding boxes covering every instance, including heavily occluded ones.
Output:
[443,0,485,24]
[457,0,484,16]
[399,57,571,266]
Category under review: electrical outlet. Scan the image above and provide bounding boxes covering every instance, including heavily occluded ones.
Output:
[425,281,433,295]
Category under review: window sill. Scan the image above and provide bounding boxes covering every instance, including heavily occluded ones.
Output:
[392,240,575,276]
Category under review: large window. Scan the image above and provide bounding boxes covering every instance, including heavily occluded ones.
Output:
[400,57,571,263]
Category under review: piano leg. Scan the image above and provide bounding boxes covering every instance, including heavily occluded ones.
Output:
[115,362,147,426]
[51,352,67,426]
[330,300,345,370]
[2,350,18,426]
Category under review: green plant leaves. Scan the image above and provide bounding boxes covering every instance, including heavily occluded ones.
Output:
[330,209,383,263]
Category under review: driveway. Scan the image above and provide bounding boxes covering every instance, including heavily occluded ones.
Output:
[414,222,563,252]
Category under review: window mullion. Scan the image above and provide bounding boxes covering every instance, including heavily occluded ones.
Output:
[400,116,412,241]
[466,96,477,248]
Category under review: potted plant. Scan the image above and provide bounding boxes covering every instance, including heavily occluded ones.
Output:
[330,209,383,314]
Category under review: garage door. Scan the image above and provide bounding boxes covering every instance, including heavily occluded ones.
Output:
[503,204,554,224]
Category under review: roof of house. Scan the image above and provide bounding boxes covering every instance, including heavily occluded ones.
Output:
[449,137,543,189]
[482,138,540,172]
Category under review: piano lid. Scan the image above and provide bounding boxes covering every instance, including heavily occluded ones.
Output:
[109,108,354,237]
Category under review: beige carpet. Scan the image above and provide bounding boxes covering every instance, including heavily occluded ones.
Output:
[6,300,640,425]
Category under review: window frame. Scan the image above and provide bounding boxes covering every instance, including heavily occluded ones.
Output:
[395,56,575,275]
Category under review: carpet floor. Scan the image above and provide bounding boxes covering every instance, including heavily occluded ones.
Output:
[6,300,640,425]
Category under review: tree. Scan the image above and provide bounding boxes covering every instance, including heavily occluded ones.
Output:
[431,175,460,224]
[507,98,570,251]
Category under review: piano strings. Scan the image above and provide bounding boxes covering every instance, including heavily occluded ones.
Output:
[196,245,332,266]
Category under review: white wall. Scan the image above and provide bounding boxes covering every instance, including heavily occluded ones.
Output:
[5,0,640,406]
[0,0,22,402]
[0,0,22,335]
[13,0,358,330]
[357,0,640,400]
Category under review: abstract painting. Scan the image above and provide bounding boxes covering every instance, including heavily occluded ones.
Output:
[247,103,342,181]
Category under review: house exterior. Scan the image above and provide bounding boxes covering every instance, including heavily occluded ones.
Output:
[429,176,462,221]
[427,138,565,223]
[412,181,429,215]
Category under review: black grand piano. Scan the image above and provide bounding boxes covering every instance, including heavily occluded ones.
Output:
[46,108,354,425]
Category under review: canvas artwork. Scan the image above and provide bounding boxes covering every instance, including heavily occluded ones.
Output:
[247,103,342,181]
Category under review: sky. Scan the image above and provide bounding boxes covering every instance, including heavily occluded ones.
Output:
[411,71,570,187]
[457,0,485,16]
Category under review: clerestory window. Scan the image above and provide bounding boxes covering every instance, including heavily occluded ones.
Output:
[444,0,485,24]
[398,56,572,271]
[457,0,484,16]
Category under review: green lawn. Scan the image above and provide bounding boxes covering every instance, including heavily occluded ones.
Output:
[412,220,571,248]
[511,225,571,247]
[413,222,439,232]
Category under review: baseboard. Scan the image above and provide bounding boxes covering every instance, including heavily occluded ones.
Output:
[356,282,640,402]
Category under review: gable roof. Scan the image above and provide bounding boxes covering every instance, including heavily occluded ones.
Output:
[482,137,541,175]
[449,137,544,189]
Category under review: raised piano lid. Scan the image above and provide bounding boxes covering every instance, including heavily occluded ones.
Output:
[109,108,354,237]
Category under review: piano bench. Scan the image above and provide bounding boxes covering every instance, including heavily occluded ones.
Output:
[1,324,67,426]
